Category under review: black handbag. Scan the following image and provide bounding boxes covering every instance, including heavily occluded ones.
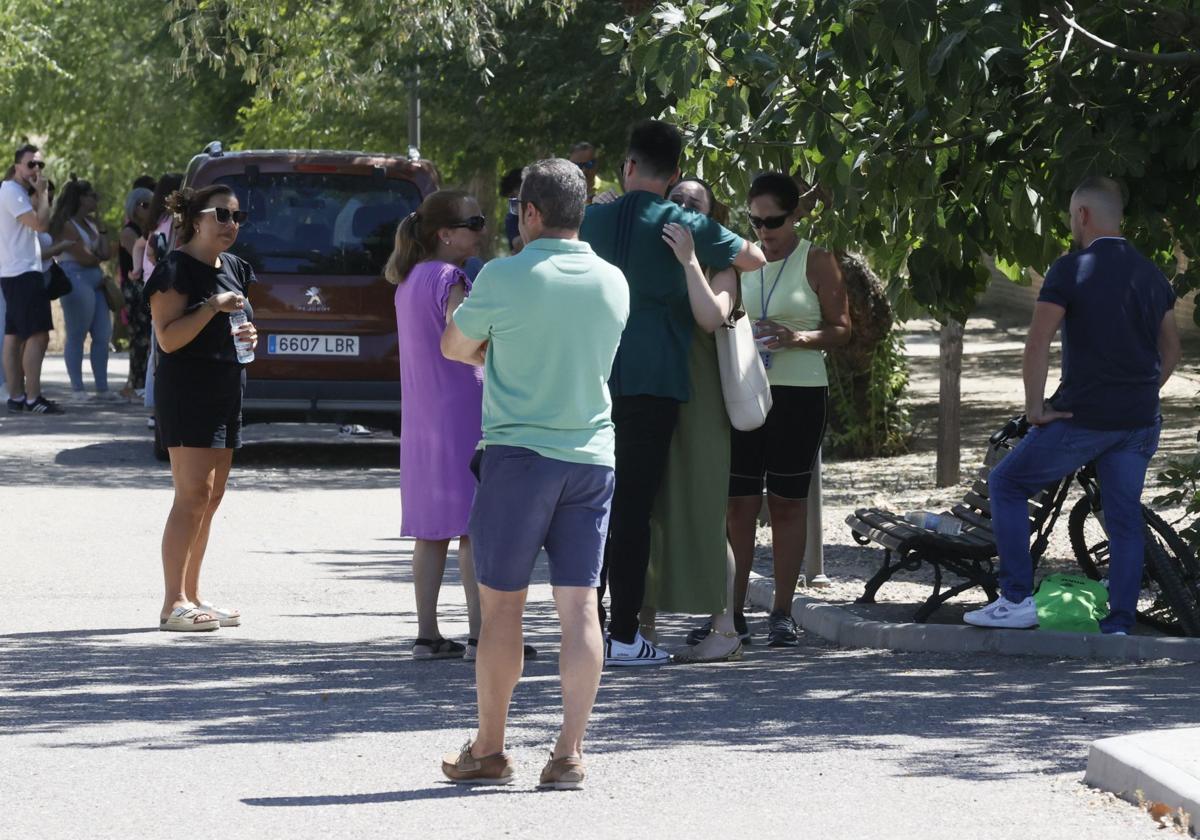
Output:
[46,262,72,300]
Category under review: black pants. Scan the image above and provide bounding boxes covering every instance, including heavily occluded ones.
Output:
[598,394,680,643]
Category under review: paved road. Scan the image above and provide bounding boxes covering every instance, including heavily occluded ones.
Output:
[2,357,1198,839]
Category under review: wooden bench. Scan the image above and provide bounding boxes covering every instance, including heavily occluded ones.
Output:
[845,438,1072,622]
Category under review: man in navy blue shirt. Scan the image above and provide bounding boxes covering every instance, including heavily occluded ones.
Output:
[966,176,1181,634]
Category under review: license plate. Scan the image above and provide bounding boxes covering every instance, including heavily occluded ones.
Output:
[266,334,360,356]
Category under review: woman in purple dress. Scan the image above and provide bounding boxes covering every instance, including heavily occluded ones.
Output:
[386,190,486,659]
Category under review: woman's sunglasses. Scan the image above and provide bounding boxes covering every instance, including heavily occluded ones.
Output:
[748,212,791,230]
[450,215,487,232]
[200,207,249,225]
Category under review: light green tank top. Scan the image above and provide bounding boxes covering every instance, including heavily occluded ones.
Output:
[740,239,828,387]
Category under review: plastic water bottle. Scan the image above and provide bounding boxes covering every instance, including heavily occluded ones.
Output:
[904,511,962,535]
[228,308,255,364]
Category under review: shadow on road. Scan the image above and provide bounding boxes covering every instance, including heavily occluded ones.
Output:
[2,601,1198,785]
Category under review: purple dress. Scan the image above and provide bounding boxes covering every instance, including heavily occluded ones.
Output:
[395,261,483,539]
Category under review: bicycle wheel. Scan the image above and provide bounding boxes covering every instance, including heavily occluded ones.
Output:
[1142,506,1200,590]
[1067,496,1200,636]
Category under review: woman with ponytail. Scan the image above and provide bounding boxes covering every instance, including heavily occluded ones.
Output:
[387,189,491,660]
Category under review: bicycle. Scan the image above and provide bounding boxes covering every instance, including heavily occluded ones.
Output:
[991,415,1200,636]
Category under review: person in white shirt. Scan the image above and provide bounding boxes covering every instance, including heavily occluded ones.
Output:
[1,144,62,414]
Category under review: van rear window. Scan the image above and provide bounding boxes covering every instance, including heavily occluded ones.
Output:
[216,172,421,275]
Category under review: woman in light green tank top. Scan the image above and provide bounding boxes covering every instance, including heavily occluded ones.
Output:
[720,172,851,649]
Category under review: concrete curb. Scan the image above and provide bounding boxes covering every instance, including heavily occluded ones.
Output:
[746,574,1200,663]
[1085,729,1200,836]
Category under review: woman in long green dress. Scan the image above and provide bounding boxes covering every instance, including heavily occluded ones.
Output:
[642,178,743,662]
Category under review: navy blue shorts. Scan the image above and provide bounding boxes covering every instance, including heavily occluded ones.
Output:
[469,445,615,592]
[1,271,53,339]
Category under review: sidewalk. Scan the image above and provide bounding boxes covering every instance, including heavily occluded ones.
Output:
[1086,728,1200,835]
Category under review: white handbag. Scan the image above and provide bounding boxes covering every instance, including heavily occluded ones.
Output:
[715,306,773,431]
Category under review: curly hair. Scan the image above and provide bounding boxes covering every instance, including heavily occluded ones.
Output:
[165,184,234,244]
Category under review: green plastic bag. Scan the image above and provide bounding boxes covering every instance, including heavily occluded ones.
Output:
[1034,573,1109,634]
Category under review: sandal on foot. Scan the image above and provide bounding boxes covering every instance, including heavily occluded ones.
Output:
[160,605,220,632]
[463,639,539,662]
[195,601,241,627]
[673,629,743,663]
[413,637,466,660]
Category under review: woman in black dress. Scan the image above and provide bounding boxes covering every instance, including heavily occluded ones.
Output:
[118,186,153,396]
[145,184,257,632]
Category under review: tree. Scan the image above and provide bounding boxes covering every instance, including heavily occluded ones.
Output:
[0,0,250,226]
[608,0,1200,482]
[167,1,660,234]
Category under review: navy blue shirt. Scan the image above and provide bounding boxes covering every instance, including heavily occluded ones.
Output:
[1039,237,1175,430]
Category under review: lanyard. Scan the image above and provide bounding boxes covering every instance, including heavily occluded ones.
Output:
[759,254,790,321]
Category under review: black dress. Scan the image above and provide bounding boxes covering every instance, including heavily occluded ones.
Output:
[119,221,152,390]
[144,250,256,449]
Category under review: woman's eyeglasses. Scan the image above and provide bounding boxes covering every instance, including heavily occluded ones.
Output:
[747,212,791,230]
[200,207,248,225]
[450,215,487,232]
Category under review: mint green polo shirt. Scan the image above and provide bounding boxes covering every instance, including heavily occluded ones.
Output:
[452,237,630,467]
[580,191,744,401]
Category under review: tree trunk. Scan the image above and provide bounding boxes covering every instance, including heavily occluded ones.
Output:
[936,317,964,487]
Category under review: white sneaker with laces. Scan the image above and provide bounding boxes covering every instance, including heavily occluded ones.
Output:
[963,596,1038,629]
[64,390,93,404]
[604,632,670,667]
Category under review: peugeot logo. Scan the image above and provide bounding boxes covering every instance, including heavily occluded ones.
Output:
[305,287,323,306]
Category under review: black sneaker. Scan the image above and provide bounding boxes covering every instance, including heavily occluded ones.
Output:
[24,395,64,415]
[686,614,751,646]
[766,611,799,647]
[6,398,24,413]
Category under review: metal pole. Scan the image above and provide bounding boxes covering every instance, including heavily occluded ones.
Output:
[805,447,829,587]
[407,69,421,158]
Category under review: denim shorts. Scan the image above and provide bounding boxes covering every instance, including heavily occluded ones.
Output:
[468,445,615,592]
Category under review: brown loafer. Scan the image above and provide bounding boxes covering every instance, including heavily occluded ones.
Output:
[537,752,585,791]
[441,740,514,785]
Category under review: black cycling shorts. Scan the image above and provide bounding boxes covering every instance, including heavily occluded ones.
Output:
[729,385,828,500]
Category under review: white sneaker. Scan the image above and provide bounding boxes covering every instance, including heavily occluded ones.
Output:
[963,596,1038,629]
[63,390,93,404]
[93,390,125,403]
[338,424,372,437]
[604,632,670,667]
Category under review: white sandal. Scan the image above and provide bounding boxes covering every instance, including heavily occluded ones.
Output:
[195,601,241,627]
[160,605,220,632]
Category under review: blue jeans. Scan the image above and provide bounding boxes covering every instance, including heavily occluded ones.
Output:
[58,262,112,392]
[989,418,1161,633]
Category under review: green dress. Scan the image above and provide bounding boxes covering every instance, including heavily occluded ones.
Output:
[645,323,730,615]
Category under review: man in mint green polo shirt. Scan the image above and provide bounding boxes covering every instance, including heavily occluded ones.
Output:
[579,119,766,666]
[440,158,629,789]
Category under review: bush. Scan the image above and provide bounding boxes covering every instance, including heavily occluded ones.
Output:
[825,253,912,458]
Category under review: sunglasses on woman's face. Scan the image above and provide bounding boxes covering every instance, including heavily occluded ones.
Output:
[748,212,791,230]
[200,207,248,225]
[450,215,487,232]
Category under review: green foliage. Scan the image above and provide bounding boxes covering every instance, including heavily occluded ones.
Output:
[612,0,1200,323]
[1153,451,1200,557]
[0,0,250,229]
[827,326,912,458]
